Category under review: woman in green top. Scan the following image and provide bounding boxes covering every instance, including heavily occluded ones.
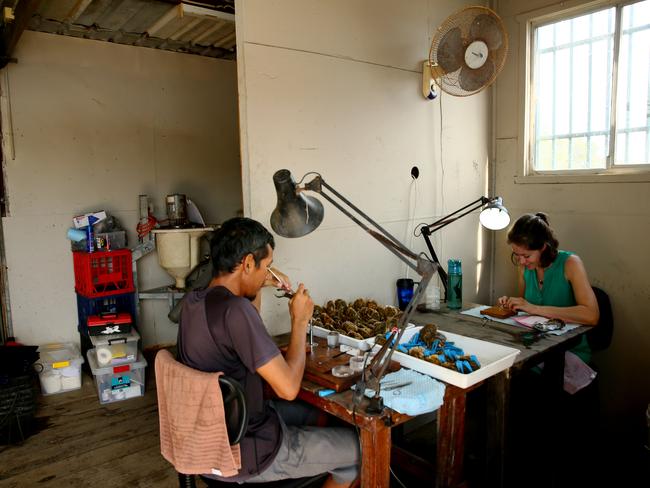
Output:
[497,213,599,360]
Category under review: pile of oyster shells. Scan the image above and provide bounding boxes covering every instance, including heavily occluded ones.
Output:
[311,298,401,340]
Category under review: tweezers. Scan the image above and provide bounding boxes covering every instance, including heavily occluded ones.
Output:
[382,381,412,391]
[267,267,294,298]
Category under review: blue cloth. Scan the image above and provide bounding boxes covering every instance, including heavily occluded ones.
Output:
[360,369,445,416]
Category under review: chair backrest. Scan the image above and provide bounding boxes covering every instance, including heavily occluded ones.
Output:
[587,286,613,352]
[218,375,248,446]
[155,349,248,488]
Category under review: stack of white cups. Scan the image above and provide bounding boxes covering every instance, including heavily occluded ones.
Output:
[423,285,441,310]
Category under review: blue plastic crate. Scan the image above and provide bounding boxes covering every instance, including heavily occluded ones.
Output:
[76,292,137,336]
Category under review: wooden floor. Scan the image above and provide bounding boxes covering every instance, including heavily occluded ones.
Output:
[0,365,185,488]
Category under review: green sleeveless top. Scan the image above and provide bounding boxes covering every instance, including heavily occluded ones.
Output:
[523,250,591,362]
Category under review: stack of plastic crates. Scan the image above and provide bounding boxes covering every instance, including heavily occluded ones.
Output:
[72,249,137,371]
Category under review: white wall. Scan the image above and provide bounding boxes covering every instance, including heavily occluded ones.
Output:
[494,0,650,442]
[1,31,242,347]
[236,0,497,335]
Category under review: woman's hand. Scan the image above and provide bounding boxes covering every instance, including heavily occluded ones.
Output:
[502,296,538,314]
[289,283,314,331]
[497,296,509,307]
[265,267,292,291]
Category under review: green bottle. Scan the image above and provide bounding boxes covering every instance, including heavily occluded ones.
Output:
[447,259,462,309]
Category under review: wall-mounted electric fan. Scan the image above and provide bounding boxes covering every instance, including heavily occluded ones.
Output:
[426,6,508,97]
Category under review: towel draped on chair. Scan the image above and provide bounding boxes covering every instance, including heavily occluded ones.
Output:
[155,349,241,476]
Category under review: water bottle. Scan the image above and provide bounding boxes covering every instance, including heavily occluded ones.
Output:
[447,259,462,309]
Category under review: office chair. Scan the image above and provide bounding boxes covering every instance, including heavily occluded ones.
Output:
[587,286,614,354]
[155,351,326,488]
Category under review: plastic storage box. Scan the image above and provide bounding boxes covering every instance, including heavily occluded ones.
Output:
[89,329,140,367]
[71,230,128,252]
[36,343,85,395]
[88,349,147,404]
[87,312,133,336]
[72,249,134,298]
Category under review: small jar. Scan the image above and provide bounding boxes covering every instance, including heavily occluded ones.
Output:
[327,331,339,348]
[349,356,365,372]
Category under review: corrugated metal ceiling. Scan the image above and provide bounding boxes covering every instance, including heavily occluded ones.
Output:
[26,0,236,59]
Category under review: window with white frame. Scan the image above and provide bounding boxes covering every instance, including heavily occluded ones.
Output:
[529,0,650,173]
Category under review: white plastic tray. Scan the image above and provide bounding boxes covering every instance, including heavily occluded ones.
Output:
[311,325,376,351]
[372,326,520,389]
[311,323,418,352]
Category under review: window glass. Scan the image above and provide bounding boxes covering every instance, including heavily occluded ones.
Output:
[615,2,650,164]
[531,6,627,171]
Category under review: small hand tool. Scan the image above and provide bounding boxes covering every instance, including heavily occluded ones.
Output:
[267,267,294,299]
[382,381,412,391]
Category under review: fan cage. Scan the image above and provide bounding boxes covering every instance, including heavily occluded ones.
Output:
[429,6,509,97]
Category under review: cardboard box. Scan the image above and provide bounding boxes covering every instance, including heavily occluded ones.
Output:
[72,211,107,229]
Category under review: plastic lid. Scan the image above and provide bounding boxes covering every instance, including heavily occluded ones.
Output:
[90,329,140,347]
[37,342,83,369]
[447,259,462,273]
[331,365,354,378]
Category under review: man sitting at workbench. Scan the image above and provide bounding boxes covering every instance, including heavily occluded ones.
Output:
[177,217,360,487]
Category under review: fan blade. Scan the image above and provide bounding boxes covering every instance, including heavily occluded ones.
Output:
[458,59,495,93]
[469,13,503,51]
[436,27,463,73]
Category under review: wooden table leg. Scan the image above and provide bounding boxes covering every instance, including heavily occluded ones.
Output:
[486,369,510,488]
[436,385,467,488]
[359,421,391,488]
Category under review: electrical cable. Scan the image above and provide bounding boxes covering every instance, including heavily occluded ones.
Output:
[390,466,409,488]
[436,91,446,289]
[403,176,419,279]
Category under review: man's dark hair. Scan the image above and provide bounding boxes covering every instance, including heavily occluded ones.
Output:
[507,212,559,268]
[210,217,275,276]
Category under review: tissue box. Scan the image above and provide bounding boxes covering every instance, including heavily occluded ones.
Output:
[72,211,107,229]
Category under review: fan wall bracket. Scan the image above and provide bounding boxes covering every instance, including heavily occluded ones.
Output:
[422,61,445,100]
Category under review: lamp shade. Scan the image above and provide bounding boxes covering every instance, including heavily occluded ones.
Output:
[479,197,510,230]
[270,169,324,238]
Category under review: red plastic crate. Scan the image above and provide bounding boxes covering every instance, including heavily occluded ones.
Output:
[73,250,134,298]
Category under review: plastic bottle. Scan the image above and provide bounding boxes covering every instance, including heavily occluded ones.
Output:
[86,215,99,253]
[447,259,462,309]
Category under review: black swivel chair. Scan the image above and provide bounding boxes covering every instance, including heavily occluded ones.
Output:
[172,372,326,488]
[587,286,614,355]
[176,375,248,488]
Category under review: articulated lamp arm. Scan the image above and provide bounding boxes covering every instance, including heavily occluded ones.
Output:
[419,196,508,299]
[271,169,439,413]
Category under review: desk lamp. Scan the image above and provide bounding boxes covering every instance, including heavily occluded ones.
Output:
[270,169,437,414]
[419,196,509,299]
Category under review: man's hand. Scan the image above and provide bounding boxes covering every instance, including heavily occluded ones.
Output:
[265,267,292,292]
[289,283,313,331]
[257,282,313,401]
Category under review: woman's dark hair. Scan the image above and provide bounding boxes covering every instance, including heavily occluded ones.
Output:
[507,212,559,267]
[210,217,275,276]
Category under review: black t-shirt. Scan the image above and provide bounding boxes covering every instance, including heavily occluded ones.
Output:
[177,286,282,481]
